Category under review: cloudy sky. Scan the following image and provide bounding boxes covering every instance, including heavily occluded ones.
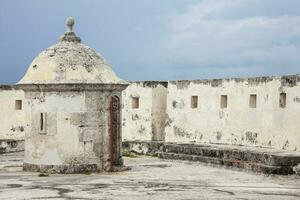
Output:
[1,0,300,83]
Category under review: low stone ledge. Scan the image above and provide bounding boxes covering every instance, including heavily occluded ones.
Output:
[122,141,300,175]
[162,143,300,166]
[0,140,24,154]
[159,152,293,175]
[23,162,99,174]
[122,140,164,154]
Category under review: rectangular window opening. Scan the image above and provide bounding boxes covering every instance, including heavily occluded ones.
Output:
[15,100,22,110]
[132,97,139,109]
[191,96,198,109]
[279,93,286,108]
[249,94,257,108]
[220,95,228,109]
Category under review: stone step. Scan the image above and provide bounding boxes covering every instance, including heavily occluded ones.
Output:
[122,141,300,175]
[162,143,300,167]
[158,152,293,175]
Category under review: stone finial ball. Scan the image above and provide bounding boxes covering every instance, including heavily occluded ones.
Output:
[66,17,75,29]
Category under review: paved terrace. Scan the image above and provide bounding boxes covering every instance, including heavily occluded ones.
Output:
[0,152,300,200]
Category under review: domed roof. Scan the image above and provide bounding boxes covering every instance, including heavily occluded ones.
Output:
[18,17,127,84]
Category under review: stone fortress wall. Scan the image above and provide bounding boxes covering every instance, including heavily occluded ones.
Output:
[1,74,300,152]
[0,86,26,140]
[165,75,300,151]
[122,74,300,151]
[0,85,26,153]
[121,81,167,141]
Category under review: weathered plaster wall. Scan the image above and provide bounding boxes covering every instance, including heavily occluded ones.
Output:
[122,82,168,141]
[24,90,90,166]
[22,87,124,172]
[165,75,300,151]
[0,86,26,140]
[122,82,153,141]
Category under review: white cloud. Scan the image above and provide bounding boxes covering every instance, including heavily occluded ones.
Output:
[169,0,241,31]
[163,0,300,77]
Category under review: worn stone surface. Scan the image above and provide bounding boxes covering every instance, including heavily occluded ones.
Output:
[1,152,300,199]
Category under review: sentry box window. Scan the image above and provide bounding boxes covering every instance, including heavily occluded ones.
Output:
[40,113,46,134]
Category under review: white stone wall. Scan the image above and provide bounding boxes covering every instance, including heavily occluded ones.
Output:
[165,76,300,151]
[122,82,153,141]
[0,87,26,140]
[121,82,168,141]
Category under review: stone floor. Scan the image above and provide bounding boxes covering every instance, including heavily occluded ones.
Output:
[0,152,300,200]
